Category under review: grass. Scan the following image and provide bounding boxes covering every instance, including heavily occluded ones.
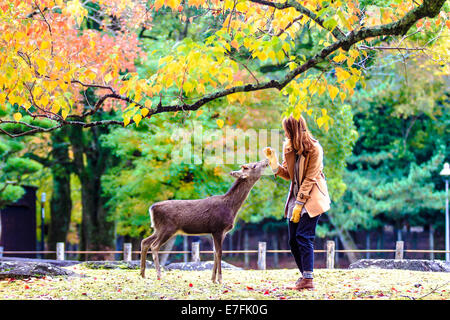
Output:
[0,265,449,300]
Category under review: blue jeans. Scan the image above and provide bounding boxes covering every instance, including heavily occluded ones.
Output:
[288,214,321,274]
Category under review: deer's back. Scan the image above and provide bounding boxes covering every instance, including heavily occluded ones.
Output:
[150,196,234,235]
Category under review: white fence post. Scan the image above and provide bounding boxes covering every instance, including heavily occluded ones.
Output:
[257,242,266,270]
[395,241,404,260]
[123,243,132,262]
[326,240,335,269]
[191,242,200,262]
[56,242,65,261]
[183,236,188,263]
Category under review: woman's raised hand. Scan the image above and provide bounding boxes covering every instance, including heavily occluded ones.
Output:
[263,147,279,170]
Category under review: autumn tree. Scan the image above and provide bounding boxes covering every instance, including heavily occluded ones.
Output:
[0,0,448,136]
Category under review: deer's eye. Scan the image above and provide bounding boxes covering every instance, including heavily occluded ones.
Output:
[252,165,256,169]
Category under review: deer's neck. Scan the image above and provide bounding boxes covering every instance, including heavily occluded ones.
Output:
[224,177,258,214]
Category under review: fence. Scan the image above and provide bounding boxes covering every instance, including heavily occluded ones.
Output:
[1,240,449,269]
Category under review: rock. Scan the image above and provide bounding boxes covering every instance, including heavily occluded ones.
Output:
[349,259,450,272]
[164,260,242,271]
[0,261,82,279]
[80,260,153,270]
[0,256,80,267]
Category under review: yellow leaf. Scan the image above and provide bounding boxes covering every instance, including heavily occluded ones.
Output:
[104,72,113,83]
[119,85,128,96]
[349,49,359,59]
[40,95,49,107]
[141,108,149,117]
[276,50,285,61]
[258,51,267,61]
[62,109,69,120]
[13,112,22,122]
[327,85,339,101]
[166,0,181,10]
[36,58,47,74]
[41,41,51,50]
[133,114,142,126]
[216,119,224,128]
[54,59,63,71]
[0,93,6,106]
[317,116,325,128]
[51,104,61,114]
[123,116,130,127]
[333,53,347,63]
[196,109,203,117]
[86,71,97,82]
[347,57,355,67]
[268,51,276,61]
[183,81,193,93]
[335,67,351,83]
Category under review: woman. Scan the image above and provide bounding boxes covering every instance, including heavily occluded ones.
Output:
[264,115,331,290]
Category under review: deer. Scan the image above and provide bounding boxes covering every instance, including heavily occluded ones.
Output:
[140,158,269,283]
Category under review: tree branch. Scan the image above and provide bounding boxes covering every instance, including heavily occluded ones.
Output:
[248,0,346,41]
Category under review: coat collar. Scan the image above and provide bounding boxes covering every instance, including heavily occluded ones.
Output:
[283,138,310,180]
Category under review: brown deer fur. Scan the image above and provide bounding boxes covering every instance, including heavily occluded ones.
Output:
[140,159,269,283]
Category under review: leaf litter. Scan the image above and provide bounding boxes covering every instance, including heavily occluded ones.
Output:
[0,265,449,300]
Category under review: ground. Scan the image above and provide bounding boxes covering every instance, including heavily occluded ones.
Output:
[0,266,449,300]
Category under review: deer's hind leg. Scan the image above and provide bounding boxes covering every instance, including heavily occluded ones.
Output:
[151,229,176,280]
[212,232,225,284]
[140,233,158,278]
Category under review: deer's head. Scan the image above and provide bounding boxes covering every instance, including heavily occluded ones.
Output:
[229,159,269,181]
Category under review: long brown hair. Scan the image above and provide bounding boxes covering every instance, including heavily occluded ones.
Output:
[282,115,317,155]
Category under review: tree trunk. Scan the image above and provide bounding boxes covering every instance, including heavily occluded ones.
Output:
[429,224,434,260]
[244,229,249,268]
[377,227,385,259]
[48,128,72,256]
[70,125,115,260]
[228,231,233,257]
[272,233,279,268]
[335,228,359,264]
[365,232,371,259]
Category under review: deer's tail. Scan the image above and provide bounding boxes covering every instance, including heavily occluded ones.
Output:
[149,204,155,228]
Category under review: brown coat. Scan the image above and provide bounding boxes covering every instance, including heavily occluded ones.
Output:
[275,139,331,218]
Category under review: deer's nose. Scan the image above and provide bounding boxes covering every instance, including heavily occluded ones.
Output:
[261,158,269,167]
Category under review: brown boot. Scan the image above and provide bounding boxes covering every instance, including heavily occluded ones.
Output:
[294,278,314,290]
